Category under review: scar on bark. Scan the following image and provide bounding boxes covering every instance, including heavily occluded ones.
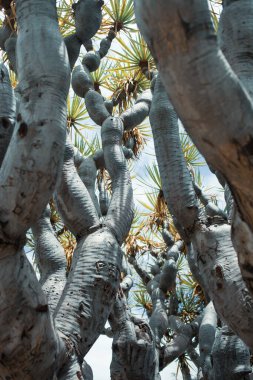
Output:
[18,122,28,138]
[242,137,253,156]
[1,117,12,129]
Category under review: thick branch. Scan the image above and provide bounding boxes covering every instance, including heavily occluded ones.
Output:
[135,0,253,235]
[5,35,17,73]
[219,0,253,98]
[32,205,66,313]
[103,117,134,245]
[109,289,159,380]
[121,90,152,131]
[128,255,152,285]
[64,33,82,70]
[160,316,199,370]
[211,324,251,380]
[149,288,168,348]
[55,138,99,238]
[54,117,132,360]
[149,75,199,239]
[199,302,217,379]
[0,245,64,378]
[193,223,253,349]
[0,0,70,243]
[98,177,110,216]
[0,0,70,376]
[0,62,15,166]
[193,182,227,220]
[73,0,103,44]
[159,240,181,293]
[76,155,101,217]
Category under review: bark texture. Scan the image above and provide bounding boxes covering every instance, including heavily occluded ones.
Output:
[0,0,70,378]
[134,0,253,298]
[148,71,253,351]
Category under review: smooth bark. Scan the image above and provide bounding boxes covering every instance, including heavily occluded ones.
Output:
[0,0,70,377]
[148,72,253,349]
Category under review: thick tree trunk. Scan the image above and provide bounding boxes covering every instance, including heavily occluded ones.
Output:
[0,0,70,242]
[134,0,253,300]
[148,70,253,351]
[0,0,70,377]
[54,116,134,363]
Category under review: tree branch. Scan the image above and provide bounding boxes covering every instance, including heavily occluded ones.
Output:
[199,302,217,379]
[149,74,199,240]
[218,0,253,98]
[0,246,65,378]
[121,89,152,131]
[109,287,159,380]
[0,0,70,376]
[0,62,15,166]
[193,223,253,349]
[0,0,70,243]
[135,0,253,236]
[32,205,66,313]
[160,316,199,370]
[211,324,251,379]
[54,116,133,361]
[193,181,227,220]
[103,117,134,245]
[55,138,100,238]
[128,255,152,285]
[76,154,101,217]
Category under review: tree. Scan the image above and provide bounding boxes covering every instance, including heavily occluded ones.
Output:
[134,0,253,297]
[0,0,253,379]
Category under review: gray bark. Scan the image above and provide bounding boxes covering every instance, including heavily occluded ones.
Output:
[0,0,70,242]
[121,90,152,131]
[0,0,70,377]
[211,325,251,380]
[76,155,101,217]
[148,70,253,351]
[54,116,134,361]
[109,280,160,380]
[160,316,200,370]
[32,205,66,313]
[149,75,198,240]
[54,138,100,238]
[5,35,17,73]
[0,22,12,50]
[199,302,217,379]
[134,0,253,298]
[0,63,15,166]
[64,33,82,70]
[73,0,103,44]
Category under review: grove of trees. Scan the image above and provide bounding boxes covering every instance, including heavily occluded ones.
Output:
[0,0,253,379]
